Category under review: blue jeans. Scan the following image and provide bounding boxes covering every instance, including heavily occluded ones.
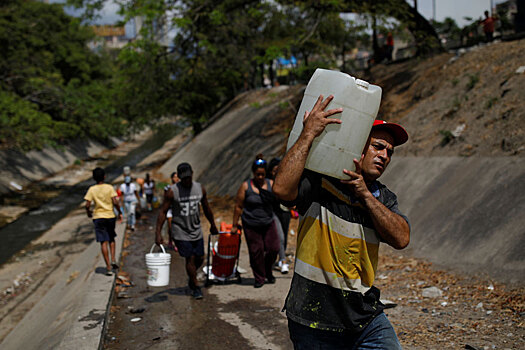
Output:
[124,201,136,227]
[288,313,402,350]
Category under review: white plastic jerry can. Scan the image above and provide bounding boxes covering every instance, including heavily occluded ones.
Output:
[286,69,382,179]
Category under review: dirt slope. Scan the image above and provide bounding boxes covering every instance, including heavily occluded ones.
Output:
[158,85,303,195]
[364,39,525,157]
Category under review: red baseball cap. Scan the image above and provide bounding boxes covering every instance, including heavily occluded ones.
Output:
[372,120,409,146]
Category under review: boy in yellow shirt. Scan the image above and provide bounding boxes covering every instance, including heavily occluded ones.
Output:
[84,167,123,276]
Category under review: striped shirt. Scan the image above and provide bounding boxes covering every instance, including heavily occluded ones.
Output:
[283,170,409,332]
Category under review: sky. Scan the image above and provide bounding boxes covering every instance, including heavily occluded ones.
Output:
[52,0,509,37]
[411,0,508,27]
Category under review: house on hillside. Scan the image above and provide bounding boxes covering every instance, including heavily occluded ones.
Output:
[90,25,129,50]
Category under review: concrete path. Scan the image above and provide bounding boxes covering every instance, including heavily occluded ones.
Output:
[0,215,125,350]
[104,209,294,349]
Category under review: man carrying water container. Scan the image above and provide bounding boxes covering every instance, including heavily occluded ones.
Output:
[155,162,219,299]
[273,95,410,349]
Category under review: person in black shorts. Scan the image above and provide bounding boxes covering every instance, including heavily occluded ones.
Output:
[85,168,123,276]
[155,163,218,299]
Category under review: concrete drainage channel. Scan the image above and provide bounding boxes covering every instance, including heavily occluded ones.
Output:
[0,223,125,349]
[0,125,184,349]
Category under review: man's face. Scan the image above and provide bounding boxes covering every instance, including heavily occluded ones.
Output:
[181,176,192,188]
[172,173,180,184]
[360,129,395,182]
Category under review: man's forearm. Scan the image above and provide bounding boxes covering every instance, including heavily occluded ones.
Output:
[203,207,216,229]
[361,194,410,249]
[273,133,314,201]
[155,212,166,237]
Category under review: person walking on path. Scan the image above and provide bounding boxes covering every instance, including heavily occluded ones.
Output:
[480,10,498,42]
[155,163,218,299]
[268,157,291,274]
[144,173,156,211]
[273,94,410,349]
[386,32,394,61]
[164,171,180,251]
[231,155,280,288]
[120,175,141,231]
[84,167,123,276]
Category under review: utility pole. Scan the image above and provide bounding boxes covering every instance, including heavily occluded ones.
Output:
[432,0,436,21]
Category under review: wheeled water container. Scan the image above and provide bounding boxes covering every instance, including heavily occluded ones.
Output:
[286,69,382,179]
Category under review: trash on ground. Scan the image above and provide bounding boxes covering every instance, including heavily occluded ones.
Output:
[117,291,130,299]
[130,317,142,323]
[66,271,80,284]
[9,181,23,191]
[422,286,443,298]
[129,307,145,314]
[452,124,466,138]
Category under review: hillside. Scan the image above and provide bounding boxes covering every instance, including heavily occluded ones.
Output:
[365,39,525,157]
[157,39,525,285]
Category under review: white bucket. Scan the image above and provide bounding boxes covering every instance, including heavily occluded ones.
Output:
[145,244,171,287]
[287,68,382,179]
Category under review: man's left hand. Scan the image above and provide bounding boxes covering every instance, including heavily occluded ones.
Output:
[341,156,371,201]
[210,225,219,235]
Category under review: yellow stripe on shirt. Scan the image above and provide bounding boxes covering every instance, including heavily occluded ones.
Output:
[295,203,379,292]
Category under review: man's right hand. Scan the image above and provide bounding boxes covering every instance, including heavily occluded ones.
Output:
[301,94,343,140]
[155,234,164,246]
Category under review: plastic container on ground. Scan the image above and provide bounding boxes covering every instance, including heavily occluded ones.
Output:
[286,68,382,179]
[145,244,171,287]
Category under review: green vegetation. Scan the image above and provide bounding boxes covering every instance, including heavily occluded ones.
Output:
[466,74,480,91]
[279,101,290,110]
[2,0,444,151]
[156,182,169,191]
[485,97,499,109]
[0,0,123,151]
[439,130,454,146]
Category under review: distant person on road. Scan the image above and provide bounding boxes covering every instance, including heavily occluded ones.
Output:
[386,32,394,61]
[155,163,218,299]
[84,167,123,276]
[231,154,280,288]
[273,95,410,349]
[120,175,141,231]
[164,171,180,192]
[164,171,180,251]
[480,10,497,42]
[268,157,291,274]
[144,173,156,211]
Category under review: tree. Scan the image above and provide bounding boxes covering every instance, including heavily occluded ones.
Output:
[280,0,443,56]
[0,0,123,151]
